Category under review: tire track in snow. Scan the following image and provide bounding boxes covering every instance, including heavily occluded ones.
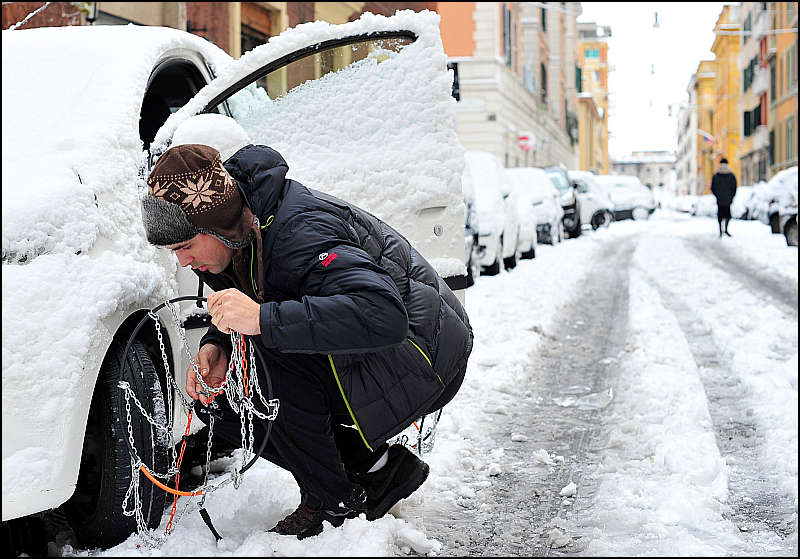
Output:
[686,237,798,318]
[649,279,797,548]
[420,237,635,556]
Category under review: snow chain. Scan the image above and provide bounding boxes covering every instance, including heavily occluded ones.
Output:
[117,297,279,548]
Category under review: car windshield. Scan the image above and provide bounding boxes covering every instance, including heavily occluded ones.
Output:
[546,170,571,193]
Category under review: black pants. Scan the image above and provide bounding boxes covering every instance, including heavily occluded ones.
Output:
[717,204,731,222]
[194,346,388,509]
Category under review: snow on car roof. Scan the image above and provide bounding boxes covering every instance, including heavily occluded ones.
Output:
[2,24,231,262]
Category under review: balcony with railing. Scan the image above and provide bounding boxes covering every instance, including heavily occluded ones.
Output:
[754,8,769,41]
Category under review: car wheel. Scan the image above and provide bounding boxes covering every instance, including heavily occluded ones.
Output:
[603,210,613,227]
[482,237,502,276]
[590,211,605,230]
[632,207,650,221]
[61,341,168,549]
[769,212,781,234]
[521,246,535,259]
[567,219,582,238]
[785,217,798,247]
[503,252,517,269]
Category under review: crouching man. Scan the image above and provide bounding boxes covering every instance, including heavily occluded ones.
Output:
[140,125,472,539]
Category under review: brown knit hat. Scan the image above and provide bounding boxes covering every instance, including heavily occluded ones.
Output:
[142,144,255,248]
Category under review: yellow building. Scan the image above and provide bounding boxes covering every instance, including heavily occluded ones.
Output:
[694,60,717,194]
[577,93,604,172]
[769,1,798,174]
[711,5,742,179]
[577,21,611,173]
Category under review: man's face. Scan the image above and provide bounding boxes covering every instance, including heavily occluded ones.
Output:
[167,233,233,274]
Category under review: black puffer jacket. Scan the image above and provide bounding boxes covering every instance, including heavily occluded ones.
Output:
[197,145,473,449]
[711,164,737,205]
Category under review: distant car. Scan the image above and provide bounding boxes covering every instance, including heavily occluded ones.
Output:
[771,167,798,246]
[568,170,614,230]
[506,171,539,259]
[465,151,520,275]
[760,167,798,238]
[506,167,564,245]
[594,174,656,220]
[461,164,481,286]
[690,194,718,217]
[545,164,582,238]
[731,185,754,219]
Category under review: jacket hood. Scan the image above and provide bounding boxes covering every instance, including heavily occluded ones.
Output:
[717,163,733,175]
[224,144,290,222]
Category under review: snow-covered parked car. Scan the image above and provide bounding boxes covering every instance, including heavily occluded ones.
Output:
[731,185,754,219]
[506,167,564,245]
[461,161,481,286]
[2,11,466,550]
[505,170,539,260]
[568,170,614,230]
[594,174,656,221]
[690,194,718,217]
[464,151,520,275]
[758,167,798,239]
[545,164,582,238]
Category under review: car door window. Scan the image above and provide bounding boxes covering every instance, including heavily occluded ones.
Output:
[203,33,414,135]
[574,178,589,194]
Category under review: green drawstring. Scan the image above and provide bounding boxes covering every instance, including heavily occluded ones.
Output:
[251,215,274,295]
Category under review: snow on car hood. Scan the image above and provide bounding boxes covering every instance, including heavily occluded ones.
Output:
[2,25,231,500]
[153,10,464,275]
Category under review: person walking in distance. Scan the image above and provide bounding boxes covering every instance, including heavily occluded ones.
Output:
[710,157,737,237]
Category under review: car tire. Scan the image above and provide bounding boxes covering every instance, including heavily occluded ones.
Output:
[603,210,613,227]
[567,220,582,238]
[61,341,168,549]
[590,211,605,230]
[483,237,502,276]
[784,217,798,247]
[521,246,535,259]
[632,207,650,221]
[503,252,517,269]
[769,212,781,234]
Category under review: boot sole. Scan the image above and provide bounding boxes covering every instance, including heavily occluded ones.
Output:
[366,460,430,521]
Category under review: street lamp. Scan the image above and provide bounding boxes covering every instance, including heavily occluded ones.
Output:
[653,11,660,29]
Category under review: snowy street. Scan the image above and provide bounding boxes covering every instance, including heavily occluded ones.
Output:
[65,211,797,557]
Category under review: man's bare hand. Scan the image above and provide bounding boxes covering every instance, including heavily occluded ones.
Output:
[187,343,228,405]
[207,288,261,335]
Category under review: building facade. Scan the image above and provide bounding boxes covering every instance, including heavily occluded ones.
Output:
[768,1,798,175]
[611,151,676,190]
[577,21,611,174]
[3,3,431,58]
[437,2,580,169]
[738,2,770,186]
[711,4,742,180]
[675,98,698,196]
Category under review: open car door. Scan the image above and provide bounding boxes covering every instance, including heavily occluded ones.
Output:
[149,10,466,295]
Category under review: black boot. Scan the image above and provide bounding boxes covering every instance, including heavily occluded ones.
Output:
[269,486,366,540]
[724,219,732,236]
[350,445,430,521]
[718,221,723,237]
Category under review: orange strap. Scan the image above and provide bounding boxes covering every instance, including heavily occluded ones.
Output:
[140,464,203,497]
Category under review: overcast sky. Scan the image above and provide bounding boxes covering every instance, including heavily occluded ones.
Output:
[576,2,727,159]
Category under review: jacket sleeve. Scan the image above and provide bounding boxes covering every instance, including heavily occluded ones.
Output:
[710,174,718,197]
[258,211,409,354]
[200,323,232,358]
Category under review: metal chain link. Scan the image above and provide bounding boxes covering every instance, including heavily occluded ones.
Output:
[118,299,279,548]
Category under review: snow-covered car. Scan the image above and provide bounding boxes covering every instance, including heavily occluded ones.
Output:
[545,164,582,238]
[2,11,466,549]
[505,171,538,259]
[568,170,614,230]
[756,167,798,239]
[464,151,520,275]
[594,174,656,221]
[690,194,718,217]
[731,185,754,219]
[506,167,563,245]
[461,162,481,286]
